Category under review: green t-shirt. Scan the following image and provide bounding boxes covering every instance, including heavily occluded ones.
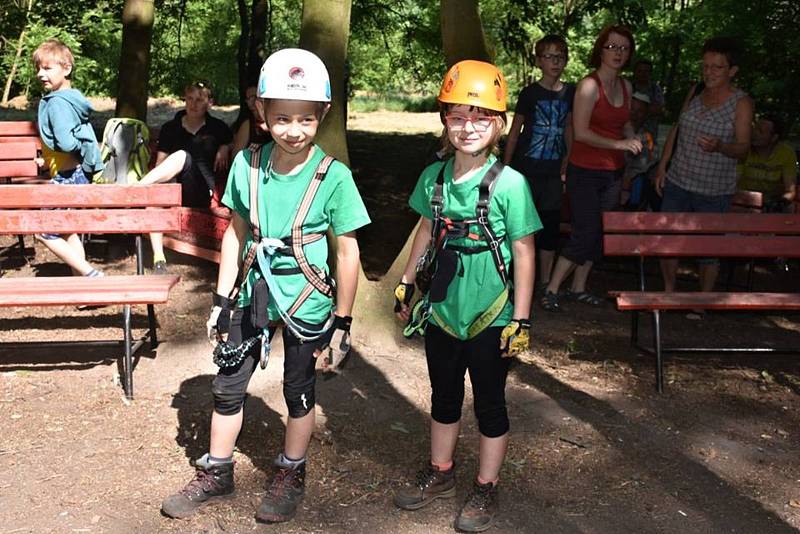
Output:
[222,143,371,323]
[409,155,541,339]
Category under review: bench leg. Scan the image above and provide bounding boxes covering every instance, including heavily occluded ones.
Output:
[17,235,26,262]
[631,311,639,346]
[652,310,664,393]
[123,304,134,400]
[147,304,158,348]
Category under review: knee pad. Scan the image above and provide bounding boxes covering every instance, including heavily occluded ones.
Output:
[476,406,509,438]
[212,379,247,416]
[284,383,315,418]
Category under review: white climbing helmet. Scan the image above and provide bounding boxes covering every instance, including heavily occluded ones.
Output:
[257,48,331,102]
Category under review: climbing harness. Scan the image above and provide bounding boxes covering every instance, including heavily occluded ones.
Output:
[212,144,337,367]
[405,159,510,339]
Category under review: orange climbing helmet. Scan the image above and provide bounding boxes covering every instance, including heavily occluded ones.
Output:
[438,60,507,112]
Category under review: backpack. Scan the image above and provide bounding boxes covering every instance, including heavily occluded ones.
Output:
[96,118,150,184]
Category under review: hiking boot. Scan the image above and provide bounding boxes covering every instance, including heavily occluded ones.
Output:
[394,463,456,510]
[161,454,235,519]
[153,260,169,275]
[255,459,306,523]
[455,480,499,532]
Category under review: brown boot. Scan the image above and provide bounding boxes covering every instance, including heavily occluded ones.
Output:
[161,454,235,519]
[455,479,499,532]
[393,463,456,510]
[255,458,306,523]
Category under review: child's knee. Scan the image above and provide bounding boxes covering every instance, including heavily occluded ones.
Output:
[283,381,315,418]
[212,376,248,416]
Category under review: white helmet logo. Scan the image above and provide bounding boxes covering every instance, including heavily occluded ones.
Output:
[289,67,305,80]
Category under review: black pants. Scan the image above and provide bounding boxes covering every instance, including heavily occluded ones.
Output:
[561,163,621,265]
[424,324,511,438]
[211,308,327,418]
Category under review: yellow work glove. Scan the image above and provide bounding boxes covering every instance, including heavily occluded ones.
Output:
[394,281,415,312]
[499,319,530,357]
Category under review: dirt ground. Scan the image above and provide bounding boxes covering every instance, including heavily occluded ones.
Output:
[1,103,800,534]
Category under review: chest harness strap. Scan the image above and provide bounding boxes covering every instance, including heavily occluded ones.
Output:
[238,146,337,362]
[405,160,510,339]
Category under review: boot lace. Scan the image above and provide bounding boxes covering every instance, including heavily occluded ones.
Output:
[466,483,494,511]
[181,468,217,497]
[414,466,440,489]
[267,467,294,498]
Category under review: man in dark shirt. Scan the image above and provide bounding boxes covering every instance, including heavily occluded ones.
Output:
[139,81,233,273]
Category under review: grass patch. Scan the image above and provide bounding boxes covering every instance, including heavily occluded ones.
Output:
[350,94,438,113]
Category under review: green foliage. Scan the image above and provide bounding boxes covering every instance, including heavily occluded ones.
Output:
[1,0,798,128]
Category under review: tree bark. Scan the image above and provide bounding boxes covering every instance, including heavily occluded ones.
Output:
[298,0,352,165]
[115,0,155,121]
[236,0,250,123]
[440,0,491,67]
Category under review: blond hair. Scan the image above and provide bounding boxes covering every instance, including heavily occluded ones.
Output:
[32,39,74,74]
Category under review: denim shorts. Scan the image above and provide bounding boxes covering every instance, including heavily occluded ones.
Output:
[40,166,90,240]
[660,180,732,214]
[661,180,732,264]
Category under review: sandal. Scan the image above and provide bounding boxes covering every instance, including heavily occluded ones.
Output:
[564,289,604,307]
[540,290,561,312]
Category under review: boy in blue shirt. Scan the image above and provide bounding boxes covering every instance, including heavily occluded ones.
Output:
[33,39,104,277]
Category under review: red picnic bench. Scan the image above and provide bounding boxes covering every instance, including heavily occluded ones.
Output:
[0,183,182,399]
[603,211,800,392]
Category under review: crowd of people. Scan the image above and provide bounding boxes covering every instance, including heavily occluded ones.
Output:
[25,24,798,532]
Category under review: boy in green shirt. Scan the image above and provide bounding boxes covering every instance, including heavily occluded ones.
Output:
[161,48,370,524]
[393,60,540,532]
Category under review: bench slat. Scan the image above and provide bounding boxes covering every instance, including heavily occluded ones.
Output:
[0,184,181,208]
[0,275,180,306]
[604,234,800,258]
[0,208,181,234]
[615,291,800,311]
[0,121,38,136]
[162,235,221,263]
[0,161,38,178]
[180,207,230,240]
[603,212,800,234]
[0,142,37,160]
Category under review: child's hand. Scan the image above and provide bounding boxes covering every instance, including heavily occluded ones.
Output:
[34,157,45,168]
[214,145,231,173]
[394,281,414,322]
[319,315,352,374]
[499,319,530,357]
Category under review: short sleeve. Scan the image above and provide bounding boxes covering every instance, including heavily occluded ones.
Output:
[221,149,253,220]
[326,162,371,235]
[157,120,177,154]
[408,162,444,219]
[565,84,577,112]
[214,118,233,145]
[513,86,533,116]
[498,169,541,242]
[779,144,798,181]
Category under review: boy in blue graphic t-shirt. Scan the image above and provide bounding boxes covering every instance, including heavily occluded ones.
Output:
[504,34,575,290]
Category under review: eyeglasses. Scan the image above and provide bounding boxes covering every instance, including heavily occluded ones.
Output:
[444,114,495,132]
[538,53,566,64]
[602,44,630,53]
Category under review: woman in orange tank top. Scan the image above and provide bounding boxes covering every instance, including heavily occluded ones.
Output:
[541,25,643,312]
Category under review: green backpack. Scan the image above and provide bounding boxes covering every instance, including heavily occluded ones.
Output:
[96,118,151,184]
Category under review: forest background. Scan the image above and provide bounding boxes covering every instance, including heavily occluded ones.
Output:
[1,0,798,129]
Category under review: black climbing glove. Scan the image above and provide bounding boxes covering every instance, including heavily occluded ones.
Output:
[207,292,236,344]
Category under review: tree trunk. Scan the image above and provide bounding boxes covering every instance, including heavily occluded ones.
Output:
[298,0,352,165]
[236,0,250,124]
[248,0,269,84]
[1,0,34,105]
[441,0,491,67]
[115,0,155,121]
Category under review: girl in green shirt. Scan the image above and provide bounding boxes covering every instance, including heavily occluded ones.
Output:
[393,60,540,532]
